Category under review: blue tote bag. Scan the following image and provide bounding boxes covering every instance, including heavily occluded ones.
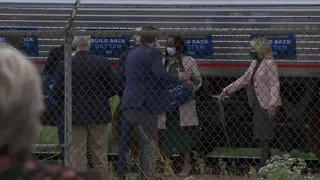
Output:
[168,82,194,108]
[166,58,194,108]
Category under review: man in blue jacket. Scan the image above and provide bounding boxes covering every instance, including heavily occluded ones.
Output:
[120,28,191,180]
[116,26,158,179]
[52,35,118,174]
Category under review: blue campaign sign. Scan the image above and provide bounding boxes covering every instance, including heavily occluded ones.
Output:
[0,27,38,56]
[184,35,213,59]
[22,36,39,56]
[90,36,130,58]
[0,36,39,56]
[0,27,36,31]
[251,34,296,59]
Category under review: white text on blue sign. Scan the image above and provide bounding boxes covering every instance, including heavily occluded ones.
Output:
[185,39,209,51]
[92,38,127,44]
[0,37,35,42]
[168,84,184,94]
[185,39,209,45]
[268,40,291,45]
[94,44,122,49]
[23,37,35,41]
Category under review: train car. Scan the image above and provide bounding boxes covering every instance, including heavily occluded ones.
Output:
[0,0,319,160]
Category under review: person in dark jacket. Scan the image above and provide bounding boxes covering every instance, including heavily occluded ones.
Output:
[52,35,118,175]
[43,45,64,75]
[4,35,24,51]
[116,26,148,179]
[42,45,65,164]
[43,45,64,106]
[119,27,191,180]
[116,35,137,175]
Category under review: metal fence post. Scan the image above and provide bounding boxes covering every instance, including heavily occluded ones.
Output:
[63,0,81,167]
[63,31,73,167]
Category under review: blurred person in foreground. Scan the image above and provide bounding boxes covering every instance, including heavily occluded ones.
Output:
[52,35,118,175]
[159,35,202,176]
[120,27,192,180]
[116,25,162,179]
[220,37,281,168]
[0,46,103,179]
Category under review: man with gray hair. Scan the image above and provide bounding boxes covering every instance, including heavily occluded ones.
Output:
[0,46,103,179]
[52,34,118,174]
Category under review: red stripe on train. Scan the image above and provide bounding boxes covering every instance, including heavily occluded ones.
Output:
[34,60,320,69]
[196,63,320,68]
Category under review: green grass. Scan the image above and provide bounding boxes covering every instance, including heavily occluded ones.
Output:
[208,148,318,160]
[36,95,318,160]
[37,96,120,152]
[37,126,59,144]
[37,125,118,153]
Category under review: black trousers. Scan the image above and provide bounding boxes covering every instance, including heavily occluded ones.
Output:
[259,140,272,169]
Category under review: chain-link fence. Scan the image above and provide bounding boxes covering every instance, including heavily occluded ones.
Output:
[0,1,320,179]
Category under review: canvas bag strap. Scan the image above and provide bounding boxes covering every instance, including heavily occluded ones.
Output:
[177,55,185,72]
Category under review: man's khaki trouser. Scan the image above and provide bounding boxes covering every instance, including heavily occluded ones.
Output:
[69,125,108,174]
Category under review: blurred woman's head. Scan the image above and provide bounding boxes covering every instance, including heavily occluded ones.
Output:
[249,37,272,60]
[0,46,44,160]
[165,35,188,58]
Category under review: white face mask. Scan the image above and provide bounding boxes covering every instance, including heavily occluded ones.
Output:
[167,47,176,56]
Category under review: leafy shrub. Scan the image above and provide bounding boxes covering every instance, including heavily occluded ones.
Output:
[247,154,315,180]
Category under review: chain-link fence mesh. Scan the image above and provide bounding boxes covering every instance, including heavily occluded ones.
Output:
[0,2,319,179]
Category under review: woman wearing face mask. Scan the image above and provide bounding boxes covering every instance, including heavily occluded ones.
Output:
[220,37,281,168]
[159,35,202,176]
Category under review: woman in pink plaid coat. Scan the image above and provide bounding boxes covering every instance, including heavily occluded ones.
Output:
[220,37,282,168]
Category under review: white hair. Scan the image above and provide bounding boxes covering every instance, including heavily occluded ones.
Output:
[73,35,92,46]
[0,46,44,154]
[133,27,142,45]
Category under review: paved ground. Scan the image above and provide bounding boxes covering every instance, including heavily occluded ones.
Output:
[110,174,246,180]
[109,173,320,180]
